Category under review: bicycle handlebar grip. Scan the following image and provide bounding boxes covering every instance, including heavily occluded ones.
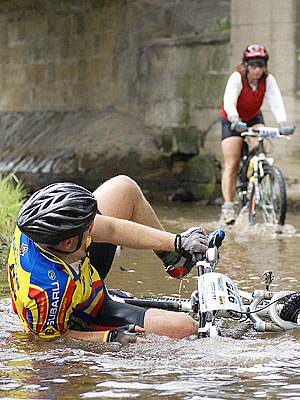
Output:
[279,124,296,136]
[208,229,225,248]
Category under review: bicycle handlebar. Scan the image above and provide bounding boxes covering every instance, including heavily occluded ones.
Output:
[241,125,295,139]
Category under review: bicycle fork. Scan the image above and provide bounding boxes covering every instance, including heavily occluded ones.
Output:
[248,155,265,210]
[196,255,219,338]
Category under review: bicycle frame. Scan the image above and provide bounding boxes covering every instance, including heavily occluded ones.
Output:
[113,228,300,337]
[236,126,293,225]
[194,239,298,337]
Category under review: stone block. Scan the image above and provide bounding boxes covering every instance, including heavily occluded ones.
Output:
[85,56,112,82]
[209,44,230,72]
[24,16,48,39]
[190,107,220,133]
[71,82,89,107]
[145,99,186,128]
[171,152,222,200]
[160,127,199,156]
[184,152,221,183]
[231,3,271,25]
[31,86,57,109]
[55,61,78,82]
[7,19,19,45]
[7,43,28,64]
[53,36,71,60]
[26,63,46,85]
[53,15,72,36]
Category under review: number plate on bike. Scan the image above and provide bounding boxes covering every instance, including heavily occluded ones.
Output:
[198,272,244,313]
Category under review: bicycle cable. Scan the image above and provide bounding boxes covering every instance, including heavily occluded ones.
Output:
[224,291,300,319]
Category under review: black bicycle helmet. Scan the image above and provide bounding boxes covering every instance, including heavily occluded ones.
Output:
[17,182,98,245]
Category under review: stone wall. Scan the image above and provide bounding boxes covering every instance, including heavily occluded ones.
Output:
[0,0,230,200]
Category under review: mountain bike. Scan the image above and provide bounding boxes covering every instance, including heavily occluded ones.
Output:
[109,229,300,338]
[235,125,295,226]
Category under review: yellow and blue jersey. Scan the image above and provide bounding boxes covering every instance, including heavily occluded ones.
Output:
[8,227,105,339]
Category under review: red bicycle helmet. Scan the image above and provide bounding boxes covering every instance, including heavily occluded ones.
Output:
[243,44,269,62]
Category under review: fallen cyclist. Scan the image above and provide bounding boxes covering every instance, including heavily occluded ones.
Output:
[8,175,208,345]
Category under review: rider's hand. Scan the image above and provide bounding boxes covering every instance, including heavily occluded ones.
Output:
[175,227,208,262]
[104,324,145,345]
[278,122,295,136]
[164,256,195,279]
[230,117,247,132]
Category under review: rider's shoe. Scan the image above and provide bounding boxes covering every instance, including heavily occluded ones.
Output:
[220,202,236,225]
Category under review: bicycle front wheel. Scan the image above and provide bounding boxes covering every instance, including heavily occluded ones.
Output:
[248,164,287,225]
[280,292,300,323]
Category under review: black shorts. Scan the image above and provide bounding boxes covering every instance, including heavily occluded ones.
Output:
[85,241,147,330]
[97,286,147,329]
[83,212,147,330]
[89,242,117,280]
[221,112,265,141]
[70,287,147,331]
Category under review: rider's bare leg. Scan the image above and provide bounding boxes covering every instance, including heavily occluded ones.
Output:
[144,308,198,338]
[221,136,243,203]
[93,175,164,229]
[93,175,176,266]
[94,176,197,339]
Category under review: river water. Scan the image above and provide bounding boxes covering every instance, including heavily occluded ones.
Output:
[1,203,300,400]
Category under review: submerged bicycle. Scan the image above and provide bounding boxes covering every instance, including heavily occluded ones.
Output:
[235,125,295,226]
[110,229,300,338]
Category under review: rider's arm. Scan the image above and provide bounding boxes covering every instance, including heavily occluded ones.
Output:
[63,330,108,342]
[223,71,243,121]
[265,74,287,123]
[91,214,176,251]
[66,328,145,344]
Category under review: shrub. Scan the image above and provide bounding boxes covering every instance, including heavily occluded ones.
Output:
[0,173,27,268]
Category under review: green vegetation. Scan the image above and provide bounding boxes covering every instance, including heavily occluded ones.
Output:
[211,16,231,32]
[0,173,27,268]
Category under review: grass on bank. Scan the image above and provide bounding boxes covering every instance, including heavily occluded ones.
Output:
[0,173,27,268]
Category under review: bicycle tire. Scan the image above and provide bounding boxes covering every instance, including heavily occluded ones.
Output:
[248,179,256,224]
[279,292,300,323]
[248,163,287,225]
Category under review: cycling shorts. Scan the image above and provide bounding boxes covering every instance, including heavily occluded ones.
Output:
[86,243,147,329]
[221,112,265,141]
[97,286,147,328]
[89,242,117,280]
[70,286,147,331]
[81,211,147,330]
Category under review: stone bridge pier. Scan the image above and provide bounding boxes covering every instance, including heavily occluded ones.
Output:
[0,0,299,201]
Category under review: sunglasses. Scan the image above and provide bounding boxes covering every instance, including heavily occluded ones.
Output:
[248,59,266,68]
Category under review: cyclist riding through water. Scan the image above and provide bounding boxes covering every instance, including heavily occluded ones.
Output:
[8,176,208,345]
[220,43,290,225]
